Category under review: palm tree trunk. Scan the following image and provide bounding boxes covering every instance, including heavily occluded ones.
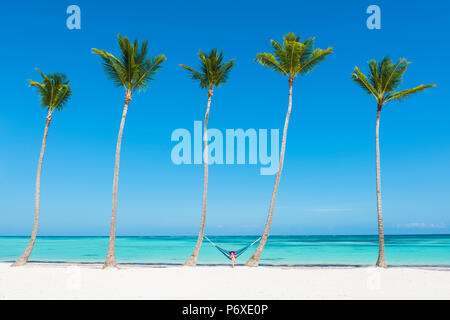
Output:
[104,91,131,269]
[184,88,214,266]
[12,110,53,267]
[246,79,294,267]
[375,107,387,268]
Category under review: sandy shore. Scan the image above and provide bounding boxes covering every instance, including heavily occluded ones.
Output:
[0,262,449,299]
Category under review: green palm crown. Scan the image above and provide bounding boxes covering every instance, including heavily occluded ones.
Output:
[180,49,235,90]
[255,32,333,81]
[92,35,166,94]
[351,56,436,108]
[29,69,72,111]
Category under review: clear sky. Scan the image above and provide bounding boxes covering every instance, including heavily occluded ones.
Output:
[0,0,448,236]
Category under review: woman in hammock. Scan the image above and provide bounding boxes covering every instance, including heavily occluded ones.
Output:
[203,236,261,268]
[228,251,237,268]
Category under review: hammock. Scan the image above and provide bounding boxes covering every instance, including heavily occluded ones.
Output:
[204,235,261,260]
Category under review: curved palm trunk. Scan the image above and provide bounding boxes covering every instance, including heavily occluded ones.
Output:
[246,80,294,267]
[375,107,387,268]
[12,110,53,267]
[104,92,131,269]
[184,88,214,266]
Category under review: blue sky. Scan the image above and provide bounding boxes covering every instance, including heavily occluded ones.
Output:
[0,0,448,236]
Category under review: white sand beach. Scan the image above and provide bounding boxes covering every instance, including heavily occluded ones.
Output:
[0,263,449,300]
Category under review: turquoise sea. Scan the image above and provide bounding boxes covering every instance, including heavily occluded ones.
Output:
[1,235,449,266]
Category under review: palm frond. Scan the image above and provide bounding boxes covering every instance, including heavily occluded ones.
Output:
[366,59,380,93]
[53,85,72,111]
[180,64,207,87]
[255,53,287,76]
[283,32,301,43]
[385,84,436,102]
[381,58,409,93]
[215,59,235,88]
[351,66,378,99]
[132,54,166,92]
[92,48,126,87]
[297,47,333,76]
[299,38,315,65]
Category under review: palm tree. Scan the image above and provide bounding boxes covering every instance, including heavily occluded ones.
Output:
[351,57,435,267]
[180,49,235,266]
[92,35,166,268]
[246,33,333,267]
[12,69,72,267]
